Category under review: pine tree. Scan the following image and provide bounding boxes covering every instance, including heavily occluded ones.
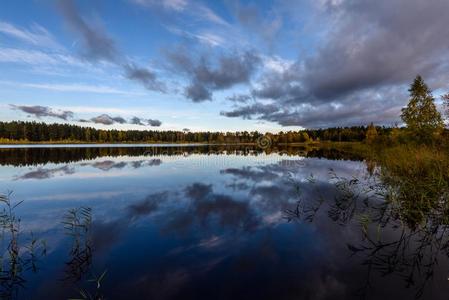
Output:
[401,75,443,141]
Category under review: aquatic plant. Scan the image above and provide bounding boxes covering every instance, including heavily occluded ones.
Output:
[63,207,108,300]
[285,143,449,299]
[0,192,46,299]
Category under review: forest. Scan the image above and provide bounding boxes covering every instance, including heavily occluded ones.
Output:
[0,121,396,144]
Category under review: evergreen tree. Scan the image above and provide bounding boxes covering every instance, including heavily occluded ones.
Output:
[401,75,443,141]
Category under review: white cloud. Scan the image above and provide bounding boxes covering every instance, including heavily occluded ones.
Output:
[0,80,144,95]
[131,0,228,27]
[196,4,229,26]
[262,55,294,73]
[166,26,224,47]
[130,0,188,11]
[195,33,225,47]
[0,47,96,68]
[0,47,118,77]
[0,21,61,49]
[0,48,60,65]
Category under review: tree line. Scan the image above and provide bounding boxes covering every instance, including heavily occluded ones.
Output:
[1,75,447,145]
[0,120,395,144]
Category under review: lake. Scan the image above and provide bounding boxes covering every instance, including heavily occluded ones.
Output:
[0,145,447,299]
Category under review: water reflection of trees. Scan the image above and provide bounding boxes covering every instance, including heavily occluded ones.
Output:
[0,145,364,167]
[285,164,449,299]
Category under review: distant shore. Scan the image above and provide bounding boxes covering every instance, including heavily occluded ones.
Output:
[0,140,351,147]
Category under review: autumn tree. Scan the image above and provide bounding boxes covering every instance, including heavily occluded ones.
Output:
[365,123,378,144]
[401,75,443,141]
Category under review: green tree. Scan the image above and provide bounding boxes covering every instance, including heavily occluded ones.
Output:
[401,75,443,141]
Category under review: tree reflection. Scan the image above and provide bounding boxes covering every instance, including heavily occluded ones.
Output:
[0,145,363,167]
[285,162,449,299]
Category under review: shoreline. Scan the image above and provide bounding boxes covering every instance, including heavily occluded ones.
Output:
[0,141,358,149]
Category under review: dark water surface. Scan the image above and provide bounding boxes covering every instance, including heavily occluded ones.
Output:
[0,145,447,299]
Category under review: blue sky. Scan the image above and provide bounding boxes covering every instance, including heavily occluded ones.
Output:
[1,0,448,131]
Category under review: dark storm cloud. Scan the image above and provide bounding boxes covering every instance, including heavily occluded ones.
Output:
[166,50,261,102]
[221,0,449,128]
[299,0,449,100]
[11,104,74,120]
[57,0,165,92]
[148,119,162,127]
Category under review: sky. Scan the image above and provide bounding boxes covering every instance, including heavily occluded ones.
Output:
[1,0,448,132]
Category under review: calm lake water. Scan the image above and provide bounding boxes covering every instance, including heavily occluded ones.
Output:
[0,145,447,299]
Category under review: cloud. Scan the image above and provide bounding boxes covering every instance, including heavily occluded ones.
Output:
[127,191,168,218]
[160,182,260,233]
[220,103,279,119]
[130,116,145,125]
[57,0,165,92]
[226,94,252,103]
[166,50,261,102]
[0,48,63,65]
[15,166,75,180]
[0,80,142,95]
[57,0,118,62]
[185,84,212,102]
[196,5,229,27]
[130,0,188,12]
[131,0,228,26]
[87,114,163,126]
[11,104,74,120]
[297,0,449,100]
[148,119,162,127]
[229,2,282,48]
[220,0,449,128]
[124,64,166,93]
[90,114,127,125]
[165,26,225,47]
[0,21,60,49]
[90,160,127,170]
[222,87,405,128]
